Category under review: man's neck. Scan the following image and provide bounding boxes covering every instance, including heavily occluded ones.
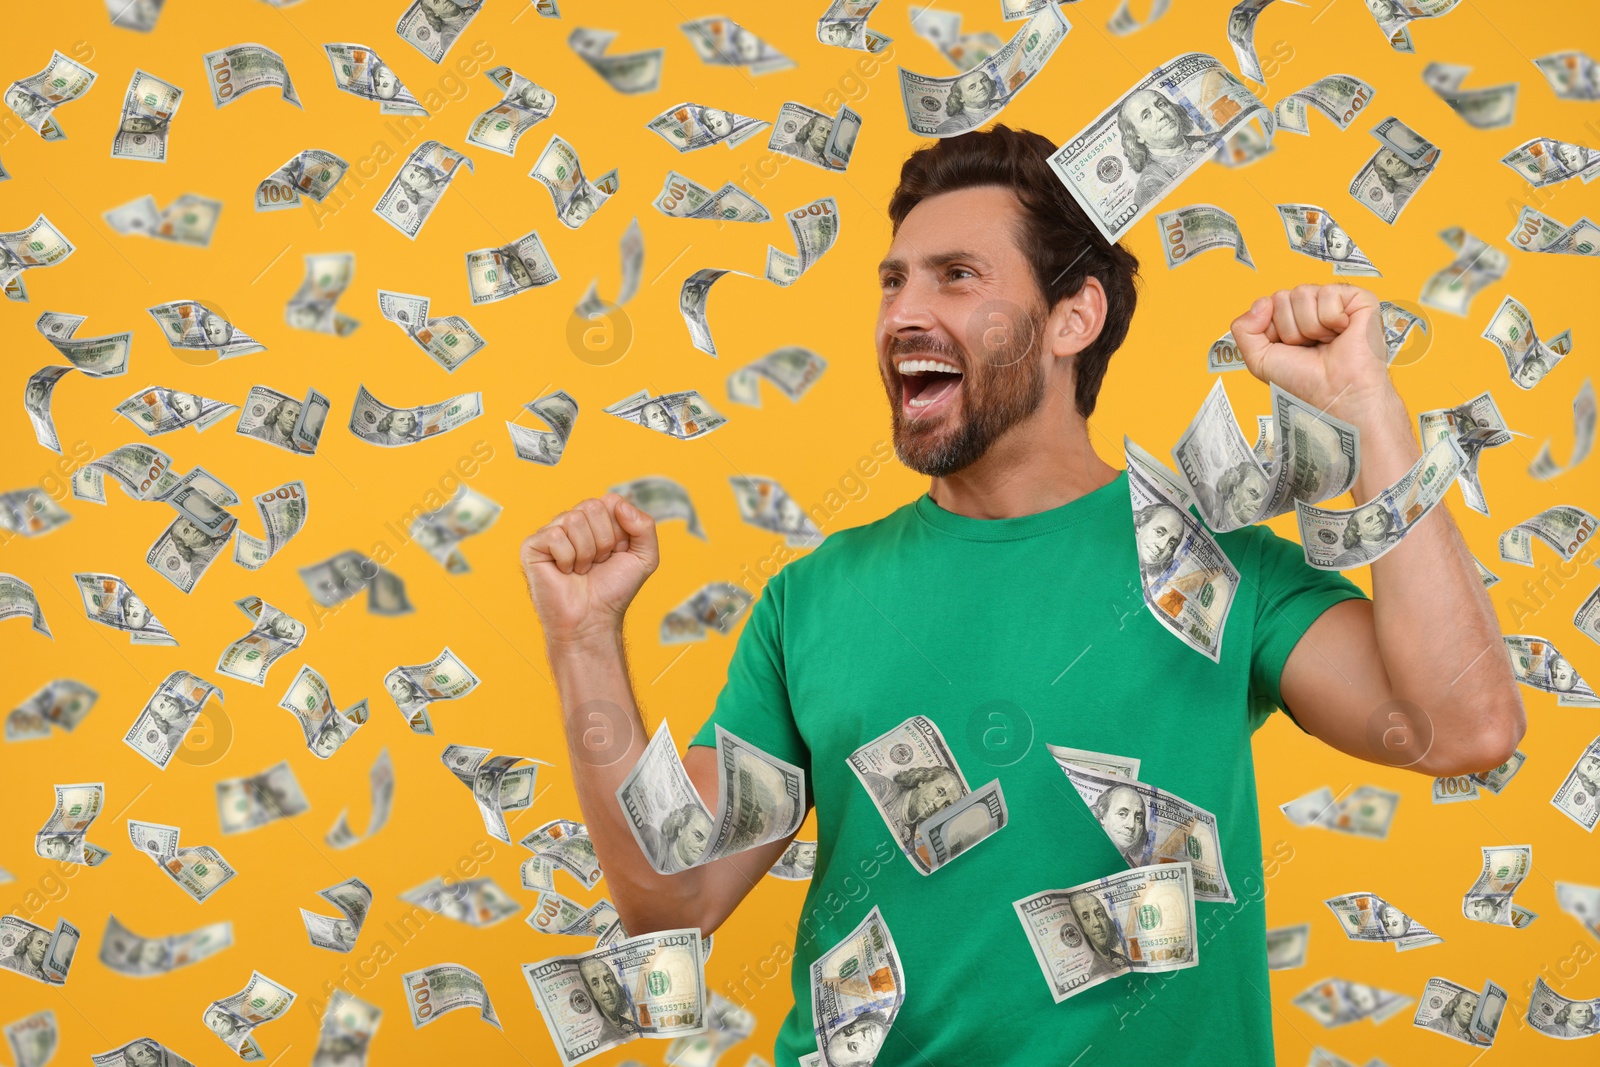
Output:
[925,423,1120,520]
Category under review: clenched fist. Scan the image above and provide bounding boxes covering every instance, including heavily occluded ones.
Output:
[521,492,659,648]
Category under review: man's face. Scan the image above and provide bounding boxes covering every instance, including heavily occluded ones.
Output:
[388,676,417,704]
[373,66,399,99]
[1379,905,1406,935]
[1347,984,1377,1013]
[824,23,852,46]
[1515,354,1548,387]
[520,86,554,112]
[25,382,47,412]
[1577,754,1600,779]
[1226,466,1268,525]
[6,89,37,118]
[1376,151,1416,183]
[124,595,151,629]
[826,1018,885,1067]
[275,400,302,436]
[1124,90,1182,150]
[1364,0,1398,19]
[1570,1003,1595,1028]
[903,769,960,827]
[568,196,595,225]
[401,164,435,199]
[806,120,831,153]
[643,402,672,432]
[202,313,232,346]
[507,254,532,287]
[1099,786,1146,852]
[391,410,418,436]
[796,842,817,866]
[877,186,1051,478]
[1325,226,1353,260]
[312,728,343,758]
[271,617,305,642]
[170,393,200,421]
[151,694,187,727]
[126,1041,161,1067]
[22,930,48,965]
[137,940,167,967]
[1452,993,1478,1027]
[206,1009,238,1038]
[956,70,994,112]
[335,919,357,943]
[672,807,713,866]
[1070,893,1113,952]
[1136,506,1183,569]
[173,519,213,552]
[1556,143,1585,171]
[732,28,762,62]
[1355,504,1390,543]
[1470,899,1498,921]
[123,116,160,133]
[40,836,71,860]
[702,109,732,138]
[579,958,624,1015]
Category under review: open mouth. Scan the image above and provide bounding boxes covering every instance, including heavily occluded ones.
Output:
[897,357,963,416]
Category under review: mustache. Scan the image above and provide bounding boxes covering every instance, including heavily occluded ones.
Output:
[884,335,966,364]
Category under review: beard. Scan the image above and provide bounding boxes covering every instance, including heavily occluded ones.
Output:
[882,305,1049,477]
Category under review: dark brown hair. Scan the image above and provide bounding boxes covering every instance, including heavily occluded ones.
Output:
[887,124,1141,419]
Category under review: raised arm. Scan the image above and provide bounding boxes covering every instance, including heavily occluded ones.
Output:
[1231,285,1525,776]
[520,493,799,937]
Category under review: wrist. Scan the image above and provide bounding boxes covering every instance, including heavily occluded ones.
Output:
[545,623,626,664]
[1348,391,1420,499]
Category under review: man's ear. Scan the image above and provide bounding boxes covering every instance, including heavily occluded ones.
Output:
[1050,275,1107,361]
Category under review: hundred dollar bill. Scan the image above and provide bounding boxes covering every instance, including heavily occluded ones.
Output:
[374,139,473,238]
[1433,774,1479,803]
[1552,736,1600,830]
[236,385,328,454]
[646,101,770,152]
[100,914,232,976]
[1498,505,1597,566]
[0,916,78,985]
[1351,116,1441,224]
[526,890,614,936]
[1471,750,1526,794]
[301,876,372,953]
[899,4,1069,138]
[1504,634,1598,706]
[397,0,482,62]
[1050,53,1269,241]
[908,6,1001,70]
[1423,62,1516,128]
[681,16,792,75]
[916,778,1007,870]
[818,0,892,51]
[1580,587,1600,649]
[148,484,240,593]
[6,51,97,140]
[0,489,72,540]
[466,66,556,156]
[1015,863,1197,1003]
[1297,434,1464,569]
[6,679,96,740]
[575,216,643,323]
[1526,975,1600,1039]
[1481,294,1572,390]
[148,300,264,359]
[1420,227,1506,316]
[1293,977,1412,1025]
[1127,437,1239,660]
[1056,757,1232,900]
[1378,300,1428,361]
[257,148,348,211]
[35,782,110,866]
[1500,137,1600,188]
[1226,0,1305,84]
[1285,784,1399,838]
[411,484,501,573]
[349,382,483,446]
[202,43,300,108]
[769,197,841,287]
[531,135,619,228]
[313,992,381,1067]
[660,582,753,643]
[1265,923,1310,970]
[1462,844,1534,925]
[509,391,578,465]
[299,550,412,615]
[1324,891,1443,951]
[216,591,305,684]
[1507,206,1600,256]
[464,231,559,305]
[1418,391,1511,515]
[69,444,177,503]
[128,820,236,902]
[326,747,394,849]
[287,252,359,335]
[92,1038,197,1067]
[403,877,520,927]
[1529,379,1595,480]
[278,665,367,758]
[846,714,975,874]
[767,838,817,880]
[1108,0,1174,35]
[1047,743,1141,780]
[111,69,182,161]
[74,572,174,644]
[728,346,827,406]
[123,670,224,768]
[23,367,71,452]
[568,27,664,93]
[116,385,235,436]
[204,970,296,1059]
[404,964,501,1029]
[4,1009,56,1067]
[36,310,131,377]
[0,216,76,292]
[519,818,602,891]
[524,928,705,1064]
[1156,204,1253,268]
[442,744,548,844]
[730,475,821,547]
[1274,73,1377,134]
[377,290,488,369]
[386,646,480,734]
[810,906,905,1064]
[216,760,310,833]
[1278,204,1380,275]
[323,43,425,115]
[106,192,221,247]
[618,721,804,874]
[664,992,755,1067]
[605,388,727,440]
[1535,50,1600,101]
[610,477,706,539]
[1363,0,1461,53]
[1555,881,1600,939]
[766,101,859,172]
[1413,975,1506,1046]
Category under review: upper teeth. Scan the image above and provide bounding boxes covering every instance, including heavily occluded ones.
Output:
[897,358,962,375]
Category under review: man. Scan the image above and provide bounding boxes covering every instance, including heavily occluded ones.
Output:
[1069,890,1134,980]
[697,106,734,141]
[1117,90,1218,208]
[825,1012,891,1067]
[1425,989,1478,1042]
[1378,902,1413,940]
[199,310,234,349]
[1466,896,1506,924]
[940,69,1001,134]
[1092,783,1150,866]
[577,955,638,1044]
[1330,502,1404,568]
[373,407,420,445]
[122,1038,167,1067]
[1,927,50,980]
[1550,1000,1598,1038]
[370,64,402,102]
[204,1007,243,1043]
[1133,501,1185,578]
[1323,222,1356,262]
[147,691,196,750]
[520,126,1523,1063]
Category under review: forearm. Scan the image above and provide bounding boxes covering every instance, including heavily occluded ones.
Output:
[1353,394,1524,762]
[545,629,711,934]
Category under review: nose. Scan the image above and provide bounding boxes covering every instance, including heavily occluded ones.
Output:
[878,269,940,353]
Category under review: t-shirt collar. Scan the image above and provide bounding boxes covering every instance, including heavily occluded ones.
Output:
[912,469,1128,542]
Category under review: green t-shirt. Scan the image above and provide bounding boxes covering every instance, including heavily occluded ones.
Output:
[690,470,1367,1066]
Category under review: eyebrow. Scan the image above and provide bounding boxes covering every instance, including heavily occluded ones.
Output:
[876,250,991,275]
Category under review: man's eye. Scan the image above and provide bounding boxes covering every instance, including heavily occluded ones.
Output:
[879,275,901,290]
[947,267,974,281]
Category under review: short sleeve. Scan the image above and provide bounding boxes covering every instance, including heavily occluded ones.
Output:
[1247,523,1370,724]
[688,569,809,771]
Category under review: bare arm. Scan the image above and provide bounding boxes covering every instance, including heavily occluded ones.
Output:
[523,494,800,938]
[1232,285,1525,776]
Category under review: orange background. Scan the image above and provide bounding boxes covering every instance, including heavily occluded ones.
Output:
[2,1,1598,1064]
